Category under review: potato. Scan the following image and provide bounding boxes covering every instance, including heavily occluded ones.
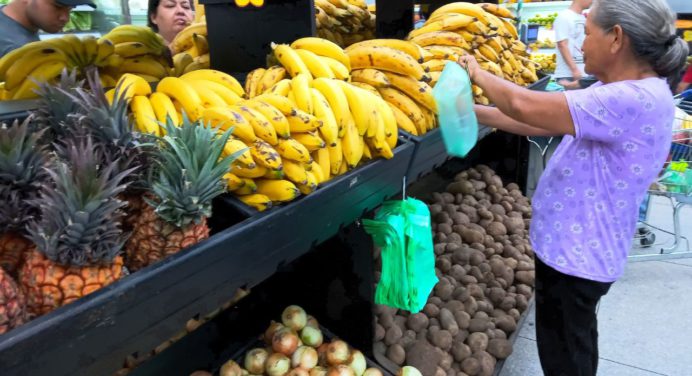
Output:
[429,318,440,328]
[444,300,464,313]
[460,357,480,376]
[452,342,472,362]
[486,222,507,238]
[434,244,446,256]
[459,204,479,223]
[434,211,451,224]
[400,330,417,349]
[374,341,387,355]
[488,287,506,306]
[500,201,513,213]
[439,351,453,370]
[468,169,481,180]
[475,351,496,376]
[491,308,506,319]
[439,308,459,336]
[453,286,470,302]
[435,368,447,376]
[464,297,478,316]
[516,294,529,312]
[379,313,394,329]
[447,232,462,245]
[438,223,453,235]
[375,324,386,341]
[435,282,455,301]
[467,332,489,353]
[447,180,475,195]
[508,308,520,322]
[516,261,534,272]
[436,257,452,273]
[493,329,507,340]
[452,247,472,264]
[471,180,487,192]
[394,315,407,330]
[441,192,455,203]
[487,339,513,360]
[473,311,489,320]
[499,296,516,311]
[503,216,525,235]
[407,313,430,332]
[449,265,467,282]
[494,315,517,333]
[468,318,488,333]
[446,242,461,253]
[386,344,406,365]
[515,271,535,286]
[424,303,440,318]
[430,329,453,351]
[476,300,494,315]
[460,228,484,244]
[467,284,485,300]
[454,310,471,329]
[429,204,443,215]
[434,232,448,243]
[451,212,470,226]
[385,324,403,346]
[454,329,469,344]
[429,296,442,306]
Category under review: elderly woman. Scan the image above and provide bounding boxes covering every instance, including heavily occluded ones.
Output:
[457,0,688,375]
[147,0,193,45]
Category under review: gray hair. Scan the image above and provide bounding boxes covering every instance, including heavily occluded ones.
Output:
[591,0,689,78]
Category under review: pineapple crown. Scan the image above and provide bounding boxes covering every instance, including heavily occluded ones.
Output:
[31,68,85,141]
[63,70,154,192]
[26,137,136,266]
[0,119,51,234]
[146,115,239,228]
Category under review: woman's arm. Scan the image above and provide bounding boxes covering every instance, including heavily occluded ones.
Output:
[459,56,576,137]
[475,105,558,137]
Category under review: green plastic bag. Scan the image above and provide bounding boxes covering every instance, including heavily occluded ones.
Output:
[363,198,438,313]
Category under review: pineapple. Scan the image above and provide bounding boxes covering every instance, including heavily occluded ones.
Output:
[0,267,27,334]
[19,137,134,316]
[124,116,239,272]
[30,68,84,141]
[66,71,153,232]
[0,120,50,277]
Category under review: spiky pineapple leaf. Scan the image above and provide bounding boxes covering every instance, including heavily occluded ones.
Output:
[26,137,136,266]
[0,119,51,234]
[145,114,240,228]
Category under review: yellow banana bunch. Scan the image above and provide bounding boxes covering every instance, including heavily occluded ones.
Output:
[255,179,300,202]
[313,0,375,48]
[347,45,430,82]
[170,22,207,54]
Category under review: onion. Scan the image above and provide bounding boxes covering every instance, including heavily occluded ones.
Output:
[292,345,319,369]
[265,353,291,376]
[286,368,311,376]
[310,366,329,376]
[265,321,285,345]
[326,340,351,366]
[273,327,300,355]
[347,350,366,376]
[396,366,423,376]
[219,360,243,376]
[300,326,324,347]
[327,365,356,376]
[282,305,308,331]
[306,315,320,329]
[244,348,269,374]
[362,369,383,376]
[316,343,329,366]
[189,371,212,376]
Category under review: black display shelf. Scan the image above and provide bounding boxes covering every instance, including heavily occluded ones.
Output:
[0,140,414,376]
[0,99,38,123]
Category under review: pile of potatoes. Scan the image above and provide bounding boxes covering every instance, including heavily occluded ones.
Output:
[373,165,535,376]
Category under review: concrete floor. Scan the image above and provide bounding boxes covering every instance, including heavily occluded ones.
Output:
[499,195,692,376]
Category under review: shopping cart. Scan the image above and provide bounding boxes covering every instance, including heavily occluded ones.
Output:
[631,90,692,261]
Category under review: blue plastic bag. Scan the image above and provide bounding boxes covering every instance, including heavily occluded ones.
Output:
[432,62,478,157]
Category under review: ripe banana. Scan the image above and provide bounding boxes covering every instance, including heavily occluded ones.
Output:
[275,138,312,163]
[224,138,255,167]
[296,171,318,195]
[327,139,343,175]
[382,71,437,113]
[201,107,257,143]
[378,87,427,136]
[4,47,66,90]
[170,22,207,54]
[350,68,391,88]
[282,159,309,185]
[232,163,267,178]
[130,96,161,136]
[224,172,245,191]
[430,2,489,25]
[346,39,425,63]
[350,82,381,97]
[114,41,154,58]
[338,81,377,136]
[157,77,203,120]
[235,105,279,145]
[340,119,363,168]
[287,110,322,133]
[422,59,449,73]
[268,78,292,97]
[188,80,227,108]
[115,73,152,101]
[501,18,519,40]
[121,56,169,78]
[257,65,288,95]
[408,14,476,39]
[290,36,351,70]
[9,60,66,100]
[292,131,326,152]
[347,45,429,82]
[250,139,282,170]
[237,193,272,211]
[180,69,245,97]
[319,56,350,80]
[272,43,312,78]
[244,67,265,98]
[313,146,331,182]
[244,99,291,139]
[386,102,418,136]
[234,179,258,195]
[255,179,300,202]
[254,93,297,116]
[310,88,339,147]
[149,92,180,125]
[479,3,515,20]
[192,33,209,55]
[291,73,314,114]
[410,31,469,49]
[294,49,335,79]
[309,160,325,184]
[0,41,46,81]
[312,77,354,136]
[188,79,242,105]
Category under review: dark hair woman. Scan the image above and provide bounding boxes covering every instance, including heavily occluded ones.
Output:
[147,0,193,45]
[457,0,688,375]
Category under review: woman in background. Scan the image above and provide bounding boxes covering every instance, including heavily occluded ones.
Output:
[147,0,193,45]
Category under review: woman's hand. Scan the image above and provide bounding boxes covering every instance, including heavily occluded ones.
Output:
[457,55,481,81]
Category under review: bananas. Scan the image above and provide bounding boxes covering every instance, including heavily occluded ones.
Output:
[347,45,429,82]
[313,0,375,47]
[408,0,538,103]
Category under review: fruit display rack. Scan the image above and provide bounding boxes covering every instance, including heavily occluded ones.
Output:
[0,2,544,375]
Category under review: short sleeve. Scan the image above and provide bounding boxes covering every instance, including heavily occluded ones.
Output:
[564,82,643,143]
[553,13,571,42]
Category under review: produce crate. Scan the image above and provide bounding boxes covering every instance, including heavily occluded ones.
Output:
[129,251,392,375]
[0,140,415,376]
[0,98,38,122]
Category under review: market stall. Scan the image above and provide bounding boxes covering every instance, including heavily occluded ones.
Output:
[0,2,545,375]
